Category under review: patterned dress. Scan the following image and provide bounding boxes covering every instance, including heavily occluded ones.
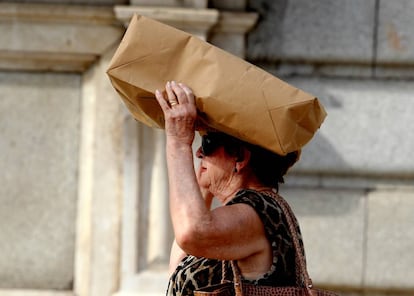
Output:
[166,189,305,296]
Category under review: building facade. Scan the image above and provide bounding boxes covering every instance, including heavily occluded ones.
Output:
[0,1,413,296]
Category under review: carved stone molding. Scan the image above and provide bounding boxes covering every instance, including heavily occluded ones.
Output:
[0,2,258,72]
[0,51,97,72]
[213,12,258,34]
[209,11,258,57]
[114,6,219,40]
[0,3,123,72]
[114,6,258,56]
[0,3,116,24]
[130,0,207,8]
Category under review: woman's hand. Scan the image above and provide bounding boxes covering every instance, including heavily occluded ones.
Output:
[155,81,197,146]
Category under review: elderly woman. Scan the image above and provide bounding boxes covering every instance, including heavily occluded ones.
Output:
[155,81,303,296]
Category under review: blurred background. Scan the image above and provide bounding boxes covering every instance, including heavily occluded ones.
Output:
[0,0,413,296]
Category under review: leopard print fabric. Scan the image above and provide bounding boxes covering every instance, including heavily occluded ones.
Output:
[166,189,305,296]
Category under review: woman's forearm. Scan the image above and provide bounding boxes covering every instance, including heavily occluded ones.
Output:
[155,81,212,250]
[166,138,211,245]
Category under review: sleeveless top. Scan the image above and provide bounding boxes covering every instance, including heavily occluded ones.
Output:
[166,189,305,296]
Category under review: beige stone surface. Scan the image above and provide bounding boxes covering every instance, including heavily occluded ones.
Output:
[0,72,80,289]
[280,187,366,288]
[75,48,124,296]
[284,77,414,178]
[365,189,414,289]
[209,11,258,57]
[0,21,121,54]
[0,3,123,72]
[0,291,72,296]
[114,5,218,39]
[130,0,207,8]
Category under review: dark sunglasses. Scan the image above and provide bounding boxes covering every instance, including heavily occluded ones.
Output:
[201,133,242,156]
[201,133,223,156]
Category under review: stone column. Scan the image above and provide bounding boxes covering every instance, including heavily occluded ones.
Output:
[0,3,125,296]
[76,46,125,296]
[147,130,171,267]
[209,0,258,58]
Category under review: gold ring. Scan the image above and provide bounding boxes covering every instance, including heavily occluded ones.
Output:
[169,100,178,106]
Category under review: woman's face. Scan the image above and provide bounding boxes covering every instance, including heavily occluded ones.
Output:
[196,146,236,196]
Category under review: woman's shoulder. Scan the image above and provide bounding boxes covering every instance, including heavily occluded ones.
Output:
[226,188,302,236]
[227,189,285,224]
[227,188,281,210]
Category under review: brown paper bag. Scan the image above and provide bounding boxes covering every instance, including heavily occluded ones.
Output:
[107,14,326,155]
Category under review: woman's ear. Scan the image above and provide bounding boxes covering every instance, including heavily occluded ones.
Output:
[235,147,251,172]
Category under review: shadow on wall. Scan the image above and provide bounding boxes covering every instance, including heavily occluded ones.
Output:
[293,132,350,175]
[291,90,350,175]
[280,91,359,217]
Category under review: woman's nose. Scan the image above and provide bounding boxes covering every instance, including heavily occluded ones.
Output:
[196,147,204,159]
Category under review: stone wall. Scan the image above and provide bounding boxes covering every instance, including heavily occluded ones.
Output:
[0,72,80,290]
[0,2,125,296]
[0,1,413,296]
[247,1,414,295]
